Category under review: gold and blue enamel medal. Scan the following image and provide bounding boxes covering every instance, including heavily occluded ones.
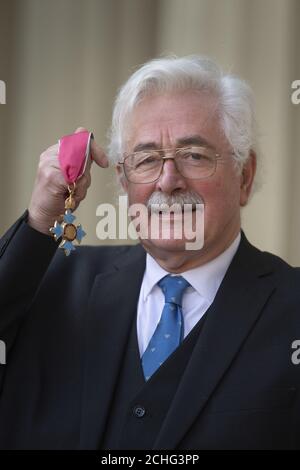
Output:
[49,131,93,256]
[50,183,86,256]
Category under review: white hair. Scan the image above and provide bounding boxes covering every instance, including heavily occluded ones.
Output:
[108,55,258,171]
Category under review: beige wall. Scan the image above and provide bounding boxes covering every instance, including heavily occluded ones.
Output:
[0,0,299,264]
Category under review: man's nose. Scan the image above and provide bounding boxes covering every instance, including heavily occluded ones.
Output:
[154,158,188,194]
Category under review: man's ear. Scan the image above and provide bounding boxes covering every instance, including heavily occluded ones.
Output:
[240,150,257,206]
[116,164,128,192]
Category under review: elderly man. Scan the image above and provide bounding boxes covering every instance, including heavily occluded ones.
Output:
[0,56,299,450]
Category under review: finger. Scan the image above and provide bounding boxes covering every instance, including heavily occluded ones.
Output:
[40,153,61,170]
[73,182,88,201]
[41,143,59,158]
[77,173,91,190]
[90,139,109,168]
[48,143,59,153]
[74,127,109,167]
[74,126,88,133]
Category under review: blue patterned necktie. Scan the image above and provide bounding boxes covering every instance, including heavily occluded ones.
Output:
[141,275,190,381]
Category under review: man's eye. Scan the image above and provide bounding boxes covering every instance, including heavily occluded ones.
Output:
[136,155,157,166]
[182,152,205,161]
[190,153,203,160]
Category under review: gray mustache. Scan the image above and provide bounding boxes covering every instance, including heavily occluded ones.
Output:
[147,191,204,213]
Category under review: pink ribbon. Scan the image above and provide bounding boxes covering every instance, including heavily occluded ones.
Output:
[58,131,93,184]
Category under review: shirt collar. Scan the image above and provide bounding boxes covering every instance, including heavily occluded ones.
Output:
[143,232,241,303]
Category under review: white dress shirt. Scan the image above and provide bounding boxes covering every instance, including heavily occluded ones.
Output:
[137,233,241,356]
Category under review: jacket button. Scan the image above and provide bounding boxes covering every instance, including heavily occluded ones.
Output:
[133,405,146,418]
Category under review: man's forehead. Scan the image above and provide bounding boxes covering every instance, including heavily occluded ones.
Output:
[130,90,218,123]
[131,134,217,153]
[123,91,223,153]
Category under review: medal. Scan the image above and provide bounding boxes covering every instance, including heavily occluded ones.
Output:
[50,131,93,256]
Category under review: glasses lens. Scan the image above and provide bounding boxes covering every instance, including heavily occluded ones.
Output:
[124,151,163,183]
[176,147,216,179]
[123,146,217,183]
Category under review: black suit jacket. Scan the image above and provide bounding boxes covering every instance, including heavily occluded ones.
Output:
[0,211,299,449]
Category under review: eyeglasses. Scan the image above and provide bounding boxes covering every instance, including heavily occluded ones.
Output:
[118,146,223,184]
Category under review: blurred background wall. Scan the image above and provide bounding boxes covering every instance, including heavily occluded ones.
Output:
[0,0,299,264]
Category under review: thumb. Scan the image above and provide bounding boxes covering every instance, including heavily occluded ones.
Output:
[73,127,109,168]
[90,139,109,168]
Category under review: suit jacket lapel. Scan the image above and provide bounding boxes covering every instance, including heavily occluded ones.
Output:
[154,234,277,449]
[79,244,146,449]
